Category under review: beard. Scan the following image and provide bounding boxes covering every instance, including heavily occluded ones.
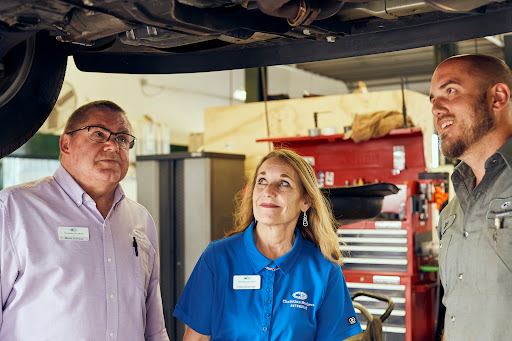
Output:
[440,92,495,160]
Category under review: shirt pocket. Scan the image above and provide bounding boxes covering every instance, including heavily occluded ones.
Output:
[130,231,155,295]
[475,221,512,294]
[496,219,512,272]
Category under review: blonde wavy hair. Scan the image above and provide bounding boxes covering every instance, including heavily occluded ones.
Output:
[226,149,343,265]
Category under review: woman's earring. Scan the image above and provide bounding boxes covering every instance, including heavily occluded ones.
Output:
[303,211,309,227]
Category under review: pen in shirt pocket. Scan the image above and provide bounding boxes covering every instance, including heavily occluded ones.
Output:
[133,236,139,257]
[494,217,504,242]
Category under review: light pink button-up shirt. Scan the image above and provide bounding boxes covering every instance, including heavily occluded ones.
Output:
[0,165,169,341]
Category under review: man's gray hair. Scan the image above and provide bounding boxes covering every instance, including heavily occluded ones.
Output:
[64,100,129,134]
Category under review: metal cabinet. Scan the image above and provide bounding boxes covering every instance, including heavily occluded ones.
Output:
[136,152,245,341]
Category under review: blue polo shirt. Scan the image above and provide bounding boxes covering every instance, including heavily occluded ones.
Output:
[174,221,362,340]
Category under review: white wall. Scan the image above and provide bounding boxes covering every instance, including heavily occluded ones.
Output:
[268,65,349,98]
[46,58,348,146]
[55,57,245,145]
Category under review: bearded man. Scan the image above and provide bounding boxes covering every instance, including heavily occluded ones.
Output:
[430,54,512,341]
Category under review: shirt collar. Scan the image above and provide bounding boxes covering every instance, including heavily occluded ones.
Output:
[451,161,473,185]
[113,185,126,209]
[54,164,125,208]
[452,137,512,184]
[496,136,512,170]
[244,221,303,275]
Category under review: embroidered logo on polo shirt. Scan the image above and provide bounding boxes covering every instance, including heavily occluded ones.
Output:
[348,316,357,325]
[282,292,315,311]
[292,291,308,300]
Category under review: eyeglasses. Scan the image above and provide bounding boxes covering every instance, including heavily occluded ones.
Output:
[66,126,137,150]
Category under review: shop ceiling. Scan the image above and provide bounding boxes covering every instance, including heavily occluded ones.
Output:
[295,37,504,93]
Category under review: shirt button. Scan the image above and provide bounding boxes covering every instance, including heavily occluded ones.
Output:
[464,231,469,238]
[265,313,270,318]
[451,315,455,322]
[458,273,463,280]
[439,243,443,249]
[262,327,268,332]
[267,287,272,292]
[109,332,114,337]
[266,300,271,305]
[107,257,112,262]
[85,196,90,201]
[76,200,81,205]
[109,293,115,299]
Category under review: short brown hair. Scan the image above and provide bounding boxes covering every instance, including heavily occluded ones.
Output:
[64,100,129,133]
[444,54,512,95]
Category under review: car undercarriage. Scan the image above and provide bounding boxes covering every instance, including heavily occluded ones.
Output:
[1,0,512,157]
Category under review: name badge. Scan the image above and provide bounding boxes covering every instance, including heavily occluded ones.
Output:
[58,227,89,241]
[233,275,261,290]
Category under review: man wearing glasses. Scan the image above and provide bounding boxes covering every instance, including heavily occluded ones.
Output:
[0,101,169,341]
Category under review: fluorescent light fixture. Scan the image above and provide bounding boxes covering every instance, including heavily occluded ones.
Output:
[484,35,504,47]
[432,134,440,168]
[233,89,247,101]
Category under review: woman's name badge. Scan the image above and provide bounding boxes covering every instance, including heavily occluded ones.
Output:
[233,275,261,290]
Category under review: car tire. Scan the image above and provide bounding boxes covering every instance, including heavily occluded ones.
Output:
[0,31,68,158]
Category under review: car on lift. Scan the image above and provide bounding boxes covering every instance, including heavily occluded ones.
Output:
[1,0,512,158]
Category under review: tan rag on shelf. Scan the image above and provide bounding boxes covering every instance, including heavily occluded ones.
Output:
[344,110,414,143]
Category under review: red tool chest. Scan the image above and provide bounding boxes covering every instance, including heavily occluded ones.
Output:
[258,128,446,341]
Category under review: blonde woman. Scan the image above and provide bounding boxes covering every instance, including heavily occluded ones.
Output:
[174,149,362,341]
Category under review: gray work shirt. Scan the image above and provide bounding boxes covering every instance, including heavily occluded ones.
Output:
[438,137,512,341]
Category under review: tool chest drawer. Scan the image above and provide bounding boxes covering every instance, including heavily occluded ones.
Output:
[339,227,408,273]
